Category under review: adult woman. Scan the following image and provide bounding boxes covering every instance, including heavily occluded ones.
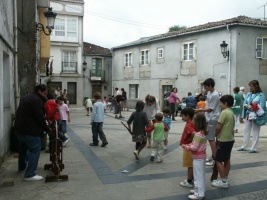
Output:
[143,95,160,148]
[238,80,266,153]
[232,87,242,133]
[168,87,181,121]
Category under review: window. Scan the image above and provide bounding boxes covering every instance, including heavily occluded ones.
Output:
[63,51,77,72]
[141,50,149,65]
[256,37,267,59]
[54,16,77,38]
[129,84,138,98]
[55,18,65,36]
[158,48,164,58]
[183,42,194,61]
[92,58,102,76]
[125,52,132,66]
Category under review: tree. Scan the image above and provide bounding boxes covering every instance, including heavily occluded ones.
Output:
[168,25,187,32]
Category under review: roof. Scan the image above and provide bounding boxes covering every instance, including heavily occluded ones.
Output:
[83,42,112,56]
[112,16,267,50]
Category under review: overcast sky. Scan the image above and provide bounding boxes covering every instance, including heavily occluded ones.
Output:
[83,0,267,49]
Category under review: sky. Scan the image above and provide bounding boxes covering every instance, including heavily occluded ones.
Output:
[83,0,267,49]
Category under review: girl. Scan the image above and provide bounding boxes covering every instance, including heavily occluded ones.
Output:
[182,113,208,200]
[127,101,149,160]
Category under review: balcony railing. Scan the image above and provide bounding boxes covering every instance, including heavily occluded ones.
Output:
[90,70,105,82]
[62,62,77,73]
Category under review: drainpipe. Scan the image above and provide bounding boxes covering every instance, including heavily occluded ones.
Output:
[227,25,231,94]
[14,0,19,109]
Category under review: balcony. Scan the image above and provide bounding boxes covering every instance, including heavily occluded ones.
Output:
[90,70,105,82]
[62,62,77,73]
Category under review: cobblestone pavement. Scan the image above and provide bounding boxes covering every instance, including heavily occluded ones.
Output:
[1,108,267,200]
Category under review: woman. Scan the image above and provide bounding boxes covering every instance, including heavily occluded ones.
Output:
[238,80,266,153]
[168,87,181,121]
[143,95,160,148]
[232,87,242,133]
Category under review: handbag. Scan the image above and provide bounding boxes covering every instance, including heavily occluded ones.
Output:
[254,112,266,126]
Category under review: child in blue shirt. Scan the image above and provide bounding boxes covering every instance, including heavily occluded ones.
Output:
[163,108,171,150]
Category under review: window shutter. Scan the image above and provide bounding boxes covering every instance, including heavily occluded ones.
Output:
[256,37,263,58]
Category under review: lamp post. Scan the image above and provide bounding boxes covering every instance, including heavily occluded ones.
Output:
[36,7,57,36]
[220,41,229,61]
[83,61,87,71]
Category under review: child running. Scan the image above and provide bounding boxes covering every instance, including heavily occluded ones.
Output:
[163,107,171,150]
[211,95,235,189]
[180,107,196,188]
[127,100,149,160]
[182,113,208,200]
[145,113,168,163]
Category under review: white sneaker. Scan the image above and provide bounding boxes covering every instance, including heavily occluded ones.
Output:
[188,194,204,200]
[206,159,215,166]
[190,189,195,194]
[24,175,43,181]
[206,156,212,162]
[133,150,139,160]
[63,138,70,146]
[180,179,194,188]
[211,179,229,188]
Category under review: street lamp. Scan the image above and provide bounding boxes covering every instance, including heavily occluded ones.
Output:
[83,61,87,71]
[220,41,229,61]
[36,7,57,36]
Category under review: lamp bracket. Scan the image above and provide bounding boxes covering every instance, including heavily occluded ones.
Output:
[36,23,52,36]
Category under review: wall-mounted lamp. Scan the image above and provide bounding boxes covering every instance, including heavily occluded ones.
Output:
[220,41,229,61]
[83,61,87,71]
[36,7,57,36]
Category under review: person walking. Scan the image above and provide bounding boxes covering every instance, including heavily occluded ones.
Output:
[85,97,93,116]
[15,84,50,181]
[232,87,242,133]
[127,100,149,160]
[238,80,266,153]
[182,113,208,200]
[89,92,108,147]
[168,87,182,121]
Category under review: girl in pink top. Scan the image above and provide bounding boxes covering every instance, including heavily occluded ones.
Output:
[168,87,181,121]
[182,113,208,200]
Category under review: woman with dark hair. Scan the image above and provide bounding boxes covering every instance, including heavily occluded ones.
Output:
[238,80,266,153]
[127,101,149,160]
[168,87,182,121]
[232,87,242,133]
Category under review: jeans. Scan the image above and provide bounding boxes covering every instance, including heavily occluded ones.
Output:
[17,134,41,178]
[60,120,67,134]
[92,122,107,144]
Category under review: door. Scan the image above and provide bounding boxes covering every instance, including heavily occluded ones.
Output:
[92,85,102,97]
[67,82,77,104]
[162,85,173,109]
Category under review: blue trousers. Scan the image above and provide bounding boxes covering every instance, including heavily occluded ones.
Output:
[92,122,107,145]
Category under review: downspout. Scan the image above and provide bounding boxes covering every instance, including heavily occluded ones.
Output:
[14,0,19,109]
[227,25,231,94]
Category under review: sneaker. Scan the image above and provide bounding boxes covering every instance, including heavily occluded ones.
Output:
[211,179,229,188]
[188,194,204,200]
[206,156,212,162]
[180,179,194,188]
[101,141,108,147]
[119,115,124,118]
[157,159,163,163]
[163,145,167,150]
[237,147,245,151]
[89,143,98,146]
[206,159,215,166]
[134,151,139,160]
[190,190,195,194]
[147,143,151,148]
[62,138,70,147]
[24,175,43,181]
[249,150,257,153]
[150,156,155,161]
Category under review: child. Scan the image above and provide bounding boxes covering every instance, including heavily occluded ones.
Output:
[211,95,235,189]
[180,107,196,188]
[127,101,149,160]
[197,96,206,109]
[182,113,208,200]
[89,92,108,147]
[57,96,71,146]
[85,97,93,116]
[163,107,171,150]
[145,113,168,163]
[103,96,108,113]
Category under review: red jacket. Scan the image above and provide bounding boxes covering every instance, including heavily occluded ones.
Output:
[46,100,61,121]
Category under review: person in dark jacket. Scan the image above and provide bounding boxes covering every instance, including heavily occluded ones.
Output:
[15,84,50,181]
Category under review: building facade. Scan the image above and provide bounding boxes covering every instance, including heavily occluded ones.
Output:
[112,16,267,110]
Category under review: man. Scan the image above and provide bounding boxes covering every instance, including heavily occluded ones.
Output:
[54,86,61,99]
[15,84,50,181]
[195,78,220,166]
[115,87,121,96]
[121,88,128,111]
[185,92,197,109]
[114,94,124,118]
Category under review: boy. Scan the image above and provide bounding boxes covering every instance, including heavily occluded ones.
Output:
[145,113,168,163]
[180,107,195,188]
[57,96,71,146]
[163,108,171,150]
[90,92,108,147]
[211,95,235,189]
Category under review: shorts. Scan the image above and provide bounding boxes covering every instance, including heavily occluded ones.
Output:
[207,120,217,141]
[215,140,235,162]
[183,149,193,167]
[164,131,169,140]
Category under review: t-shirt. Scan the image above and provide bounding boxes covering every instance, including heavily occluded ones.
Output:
[58,103,69,120]
[205,90,220,122]
[145,122,168,141]
[217,108,235,142]
[197,101,206,109]
[180,122,195,145]
[163,117,171,130]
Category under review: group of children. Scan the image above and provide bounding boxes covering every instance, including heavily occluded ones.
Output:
[126,93,235,200]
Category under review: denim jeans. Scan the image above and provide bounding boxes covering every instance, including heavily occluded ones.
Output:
[60,120,67,134]
[17,134,41,178]
[92,122,107,144]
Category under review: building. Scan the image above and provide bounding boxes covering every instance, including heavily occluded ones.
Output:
[40,0,85,106]
[83,42,112,101]
[112,16,267,110]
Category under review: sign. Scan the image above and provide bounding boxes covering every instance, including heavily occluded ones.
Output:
[219,73,227,79]
[91,77,101,81]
